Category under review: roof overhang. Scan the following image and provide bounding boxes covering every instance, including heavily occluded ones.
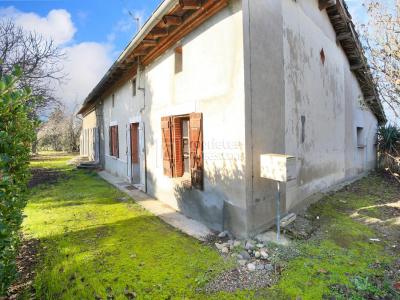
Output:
[321,0,386,124]
[79,0,386,124]
[78,0,229,115]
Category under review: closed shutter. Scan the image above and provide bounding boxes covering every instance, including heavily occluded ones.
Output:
[130,123,139,164]
[109,125,119,158]
[161,116,174,177]
[115,126,119,158]
[189,113,203,190]
[112,126,116,157]
[172,117,184,177]
[109,127,112,155]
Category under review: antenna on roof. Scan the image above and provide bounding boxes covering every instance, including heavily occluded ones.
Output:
[127,10,141,33]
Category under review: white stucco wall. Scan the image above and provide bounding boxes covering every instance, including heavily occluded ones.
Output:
[241,0,379,236]
[281,0,378,211]
[102,76,141,181]
[101,0,245,233]
[82,110,97,129]
[80,110,98,160]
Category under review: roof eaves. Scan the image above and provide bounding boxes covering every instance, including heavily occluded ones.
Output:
[78,0,179,115]
[324,0,386,124]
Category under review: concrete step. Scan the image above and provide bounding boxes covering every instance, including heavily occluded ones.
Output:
[77,163,100,170]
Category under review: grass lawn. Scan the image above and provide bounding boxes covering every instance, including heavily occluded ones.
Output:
[18,153,399,299]
[23,154,240,299]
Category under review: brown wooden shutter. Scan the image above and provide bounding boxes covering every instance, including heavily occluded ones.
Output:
[109,126,112,155]
[130,123,139,164]
[112,126,115,157]
[172,117,184,177]
[161,116,174,177]
[115,126,119,158]
[190,113,203,190]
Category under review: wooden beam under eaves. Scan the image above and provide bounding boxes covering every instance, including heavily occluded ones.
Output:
[350,63,365,71]
[149,27,169,38]
[143,0,228,66]
[319,0,337,10]
[179,0,202,10]
[141,39,158,47]
[364,96,376,103]
[163,15,182,26]
[336,32,352,42]
[132,50,148,57]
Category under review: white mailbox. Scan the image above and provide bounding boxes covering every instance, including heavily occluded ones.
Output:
[260,154,296,182]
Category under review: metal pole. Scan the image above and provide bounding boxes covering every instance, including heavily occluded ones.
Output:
[276,181,280,241]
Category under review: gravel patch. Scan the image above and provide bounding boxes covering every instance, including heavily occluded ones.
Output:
[204,266,278,293]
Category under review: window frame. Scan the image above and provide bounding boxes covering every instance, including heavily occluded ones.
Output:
[181,117,190,175]
[132,78,137,97]
[161,113,203,190]
[356,126,365,149]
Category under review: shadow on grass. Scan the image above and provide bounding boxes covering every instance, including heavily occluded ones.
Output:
[32,214,227,299]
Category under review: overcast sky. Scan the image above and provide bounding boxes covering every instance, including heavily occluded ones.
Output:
[0,0,390,119]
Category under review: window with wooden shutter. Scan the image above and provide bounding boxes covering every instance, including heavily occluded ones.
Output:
[109,125,119,158]
[161,113,203,190]
[161,117,174,177]
[189,113,203,190]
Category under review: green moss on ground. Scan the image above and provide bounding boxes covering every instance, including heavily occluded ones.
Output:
[22,155,399,299]
[264,175,399,299]
[24,154,232,299]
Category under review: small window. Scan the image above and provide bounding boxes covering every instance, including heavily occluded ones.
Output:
[357,127,365,148]
[301,115,306,144]
[320,48,326,65]
[109,125,119,157]
[112,94,115,108]
[175,47,182,74]
[132,78,137,97]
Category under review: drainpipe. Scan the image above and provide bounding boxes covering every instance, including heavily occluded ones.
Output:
[138,59,146,113]
[137,59,148,192]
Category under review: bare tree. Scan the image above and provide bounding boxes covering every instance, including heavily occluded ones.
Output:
[0,20,65,116]
[360,1,400,118]
[37,106,82,152]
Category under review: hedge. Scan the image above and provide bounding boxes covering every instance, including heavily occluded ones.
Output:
[0,65,37,295]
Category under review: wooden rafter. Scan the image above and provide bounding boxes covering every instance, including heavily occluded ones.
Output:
[132,50,148,57]
[179,0,202,10]
[149,27,169,38]
[163,15,182,26]
[141,39,158,47]
[143,0,229,66]
[319,0,336,11]
[326,0,386,123]
[336,32,352,42]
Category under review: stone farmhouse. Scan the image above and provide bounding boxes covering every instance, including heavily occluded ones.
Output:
[78,0,386,237]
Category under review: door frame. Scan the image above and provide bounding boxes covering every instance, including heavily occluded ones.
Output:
[129,116,146,192]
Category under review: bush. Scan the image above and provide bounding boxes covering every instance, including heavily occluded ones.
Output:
[377,125,400,174]
[0,65,37,295]
[377,125,400,155]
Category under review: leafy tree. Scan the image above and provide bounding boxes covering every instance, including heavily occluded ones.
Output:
[0,65,37,295]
